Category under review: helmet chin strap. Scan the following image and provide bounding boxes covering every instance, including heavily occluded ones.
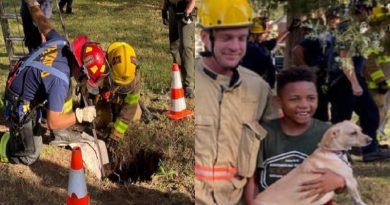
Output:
[200,30,215,57]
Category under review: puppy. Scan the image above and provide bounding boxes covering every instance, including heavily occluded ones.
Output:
[254,121,371,205]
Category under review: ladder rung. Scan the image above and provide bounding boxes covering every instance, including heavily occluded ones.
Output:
[6,36,24,41]
[1,13,21,20]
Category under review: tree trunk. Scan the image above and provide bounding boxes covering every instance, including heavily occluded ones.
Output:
[284,1,305,69]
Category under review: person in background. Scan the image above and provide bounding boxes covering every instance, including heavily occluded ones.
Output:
[241,17,298,88]
[162,0,195,98]
[58,0,73,14]
[21,0,52,52]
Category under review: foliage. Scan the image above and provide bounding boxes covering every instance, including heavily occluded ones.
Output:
[0,0,194,204]
[251,0,345,15]
[336,20,382,58]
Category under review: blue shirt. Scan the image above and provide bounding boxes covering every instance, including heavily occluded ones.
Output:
[353,55,365,75]
[241,39,277,87]
[9,29,70,112]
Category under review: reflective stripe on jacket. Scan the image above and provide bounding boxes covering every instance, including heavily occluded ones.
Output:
[364,53,390,89]
[195,59,279,205]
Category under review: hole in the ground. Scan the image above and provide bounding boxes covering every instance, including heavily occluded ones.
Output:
[108,149,163,183]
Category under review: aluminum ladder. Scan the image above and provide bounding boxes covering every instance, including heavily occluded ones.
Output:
[0,0,26,67]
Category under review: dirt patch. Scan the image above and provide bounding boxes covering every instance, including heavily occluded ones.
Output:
[109,149,163,183]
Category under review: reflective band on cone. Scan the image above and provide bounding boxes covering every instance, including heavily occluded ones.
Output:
[67,147,89,205]
[165,64,193,120]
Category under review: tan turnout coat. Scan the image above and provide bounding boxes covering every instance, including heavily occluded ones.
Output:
[195,59,279,205]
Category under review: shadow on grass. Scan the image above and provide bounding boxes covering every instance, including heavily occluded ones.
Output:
[0,62,10,70]
[353,161,390,178]
[27,159,193,205]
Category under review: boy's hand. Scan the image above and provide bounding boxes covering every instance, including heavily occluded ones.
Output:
[24,0,40,8]
[299,168,345,202]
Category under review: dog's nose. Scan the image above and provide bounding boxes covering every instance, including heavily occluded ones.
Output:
[366,138,373,144]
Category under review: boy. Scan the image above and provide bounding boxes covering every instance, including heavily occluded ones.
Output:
[245,68,345,205]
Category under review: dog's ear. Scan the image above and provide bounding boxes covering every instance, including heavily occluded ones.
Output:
[331,127,340,138]
[320,126,340,148]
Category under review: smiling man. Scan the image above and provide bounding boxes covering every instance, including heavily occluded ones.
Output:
[195,0,279,204]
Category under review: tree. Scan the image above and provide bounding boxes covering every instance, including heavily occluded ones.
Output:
[250,0,390,68]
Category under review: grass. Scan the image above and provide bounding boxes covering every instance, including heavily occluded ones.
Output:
[1,0,390,205]
[0,0,194,204]
[334,153,390,205]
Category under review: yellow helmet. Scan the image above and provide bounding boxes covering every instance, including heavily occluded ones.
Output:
[107,42,137,85]
[250,17,269,34]
[198,0,254,29]
[370,6,388,19]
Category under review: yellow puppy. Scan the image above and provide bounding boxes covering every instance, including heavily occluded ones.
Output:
[255,121,371,205]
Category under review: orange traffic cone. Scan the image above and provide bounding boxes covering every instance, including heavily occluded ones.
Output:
[66,147,89,205]
[166,63,193,120]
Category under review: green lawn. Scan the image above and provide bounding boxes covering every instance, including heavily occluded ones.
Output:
[0,0,194,204]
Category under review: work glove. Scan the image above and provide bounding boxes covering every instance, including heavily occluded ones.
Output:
[162,9,168,25]
[75,106,96,123]
[182,13,193,25]
[377,80,388,94]
[288,18,301,32]
[24,0,40,8]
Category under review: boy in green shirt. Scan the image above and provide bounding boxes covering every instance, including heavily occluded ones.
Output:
[245,68,345,205]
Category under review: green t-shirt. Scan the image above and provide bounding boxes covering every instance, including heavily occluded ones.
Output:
[257,118,331,191]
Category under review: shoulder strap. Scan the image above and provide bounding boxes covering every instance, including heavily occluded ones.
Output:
[19,40,69,86]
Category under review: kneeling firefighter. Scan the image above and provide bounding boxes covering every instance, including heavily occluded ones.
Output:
[0,0,97,165]
[81,42,141,141]
[80,42,142,173]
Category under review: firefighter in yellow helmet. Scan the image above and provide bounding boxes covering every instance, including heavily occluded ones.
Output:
[241,17,297,88]
[195,0,279,204]
[365,9,390,141]
[84,42,142,144]
[105,42,142,142]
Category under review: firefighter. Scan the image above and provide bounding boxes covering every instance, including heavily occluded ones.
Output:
[20,0,52,52]
[364,45,390,141]
[328,4,390,162]
[241,17,297,88]
[82,42,142,144]
[195,0,279,204]
[364,7,390,141]
[50,35,109,145]
[0,0,98,165]
[162,0,195,98]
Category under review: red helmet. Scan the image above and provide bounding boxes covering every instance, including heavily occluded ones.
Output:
[72,35,108,88]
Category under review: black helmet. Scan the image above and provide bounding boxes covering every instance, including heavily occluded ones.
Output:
[353,0,373,14]
[354,0,372,8]
[326,6,346,19]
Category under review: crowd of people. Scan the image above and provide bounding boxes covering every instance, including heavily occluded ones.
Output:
[0,0,389,203]
[195,0,390,204]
